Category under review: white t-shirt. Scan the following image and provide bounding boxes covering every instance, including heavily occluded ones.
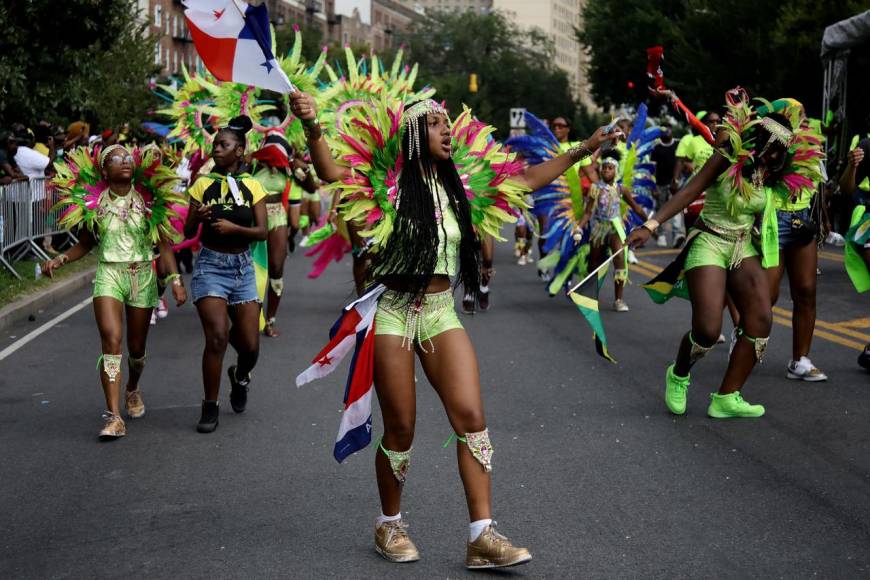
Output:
[15,146,49,178]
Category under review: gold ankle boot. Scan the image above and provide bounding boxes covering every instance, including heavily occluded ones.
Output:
[99,412,126,441]
[374,519,420,563]
[125,389,145,419]
[466,523,531,569]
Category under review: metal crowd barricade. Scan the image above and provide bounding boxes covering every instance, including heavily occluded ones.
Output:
[0,177,75,280]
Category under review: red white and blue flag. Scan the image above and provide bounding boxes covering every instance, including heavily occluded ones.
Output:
[183,0,294,93]
[296,285,387,463]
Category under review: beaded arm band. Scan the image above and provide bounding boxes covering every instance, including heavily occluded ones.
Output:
[163,272,183,286]
[567,142,593,163]
[641,219,660,233]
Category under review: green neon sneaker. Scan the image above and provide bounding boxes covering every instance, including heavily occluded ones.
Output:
[707,392,765,419]
[665,364,690,415]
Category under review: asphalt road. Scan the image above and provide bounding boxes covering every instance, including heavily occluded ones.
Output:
[1,240,868,579]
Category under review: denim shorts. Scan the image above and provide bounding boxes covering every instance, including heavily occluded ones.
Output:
[191,247,260,305]
[777,207,814,249]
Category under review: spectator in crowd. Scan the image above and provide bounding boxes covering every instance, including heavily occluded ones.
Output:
[650,127,682,247]
[0,132,27,185]
[64,121,90,151]
[14,128,51,178]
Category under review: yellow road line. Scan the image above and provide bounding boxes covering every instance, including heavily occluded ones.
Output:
[819,251,844,263]
[773,315,864,351]
[636,259,663,274]
[633,258,866,351]
[772,306,870,342]
[837,317,870,329]
[629,264,660,278]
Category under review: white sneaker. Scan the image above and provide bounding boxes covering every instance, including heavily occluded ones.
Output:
[156,298,168,319]
[627,250,638,264]
[825,232,846,247]
[613,299,629,312]
[787,357,828,382]
[717,334,726,344]
[517,255,527,266]
[150,311,157,326]
[656,235,668,248]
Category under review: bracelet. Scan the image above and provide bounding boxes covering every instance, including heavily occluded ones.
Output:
[302,118,321,140]
[164,272,182,287]
[567,141,593,163]
[57,254,69,265]
[641,219,660,233]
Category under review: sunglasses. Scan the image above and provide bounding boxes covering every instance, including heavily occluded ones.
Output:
[106,154,133,166]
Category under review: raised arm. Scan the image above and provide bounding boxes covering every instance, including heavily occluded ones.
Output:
[839,147,864,196]
[627,151,728,247]
[513,126,622,191]
[289,92,348,184]
[620,185,648,218]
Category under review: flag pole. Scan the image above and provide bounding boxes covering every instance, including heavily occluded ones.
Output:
[566,246,628,295]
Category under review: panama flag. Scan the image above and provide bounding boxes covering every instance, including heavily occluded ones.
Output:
[296,285,387,463]
[183,0,294,93]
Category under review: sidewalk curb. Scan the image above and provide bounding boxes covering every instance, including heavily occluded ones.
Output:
[0,267,95,334]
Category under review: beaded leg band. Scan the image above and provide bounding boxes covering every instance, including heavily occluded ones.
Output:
[379,438,412,484]
[269,277,284,296]
[736,328,769,362]
[689,331,715,365]
[97,354,122,383]
[445,428,493,473]
[128,353,146,375]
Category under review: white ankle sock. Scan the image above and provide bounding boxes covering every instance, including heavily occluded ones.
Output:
[479,284,490,293]
[469,518,492,541]
[376,512,402,528]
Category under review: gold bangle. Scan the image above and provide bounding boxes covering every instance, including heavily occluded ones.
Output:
[641,219,660,233]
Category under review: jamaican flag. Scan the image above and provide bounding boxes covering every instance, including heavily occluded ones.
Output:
[568,261,617,363]
[642,232,696,303]
[252,239,269,330]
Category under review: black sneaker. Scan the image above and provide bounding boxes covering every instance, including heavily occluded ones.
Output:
[197,400,219,433]
[478,289,490,312]
[228,365,250,413]
[859,344,870,372]
[461,293,475,315]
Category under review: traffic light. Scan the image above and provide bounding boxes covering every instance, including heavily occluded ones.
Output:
[469,73,478,93]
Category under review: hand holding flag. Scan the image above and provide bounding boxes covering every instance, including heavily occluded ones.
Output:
[183,0,295,94]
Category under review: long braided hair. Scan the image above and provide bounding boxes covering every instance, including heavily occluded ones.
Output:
[371,105,480,301]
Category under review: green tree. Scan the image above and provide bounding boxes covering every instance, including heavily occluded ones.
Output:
[0,0,159,129]
[579,0,868,116]
[400,10,580,137]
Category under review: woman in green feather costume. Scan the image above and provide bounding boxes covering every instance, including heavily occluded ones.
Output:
[42,144,187,441]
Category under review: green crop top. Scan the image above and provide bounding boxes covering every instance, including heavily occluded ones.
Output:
[253,167,288,196]
[699,177,767,232]
[95,189,153,263]
[433,185,460,276]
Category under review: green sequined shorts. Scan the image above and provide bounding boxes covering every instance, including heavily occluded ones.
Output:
[685,229,759,271]
[93,261,158,309]
[375,289,463,349]
[266,202,288,231]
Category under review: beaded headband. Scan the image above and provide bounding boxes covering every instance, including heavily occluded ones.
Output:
[759,116,794,150]
[600,157,619,169]
[99,144,130,168]
[400,99,448,160]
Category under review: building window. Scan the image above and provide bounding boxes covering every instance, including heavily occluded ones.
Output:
[154,42,161,65]
[154,4,162,28]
